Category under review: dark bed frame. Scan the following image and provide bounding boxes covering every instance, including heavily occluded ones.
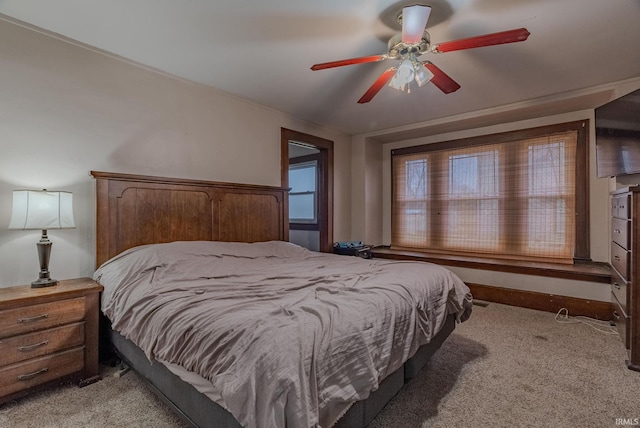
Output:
[91,171,457,428]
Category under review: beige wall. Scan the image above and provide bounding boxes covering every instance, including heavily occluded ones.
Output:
[0,19,352,287]
[350,136,382,244]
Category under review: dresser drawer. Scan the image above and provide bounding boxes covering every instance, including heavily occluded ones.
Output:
[611,269,629,315]
[612,194,631,219]
[611,242,630,281]
[0,347,85,398]
[0,297,85,339]
[612,293,630,350]
[612,217,631,250]
[0,322,84,367]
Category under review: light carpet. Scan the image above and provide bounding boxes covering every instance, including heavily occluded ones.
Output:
[1,302,638,428]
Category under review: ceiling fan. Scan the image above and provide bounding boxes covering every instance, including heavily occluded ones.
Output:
[310,4,530,104]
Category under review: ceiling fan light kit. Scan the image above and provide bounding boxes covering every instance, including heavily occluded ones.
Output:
[414,62,434,87]
[388,59,434,93]
[311,4,530,103]
[389,61,413,92]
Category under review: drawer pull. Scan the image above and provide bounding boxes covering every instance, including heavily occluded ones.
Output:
[614,229,621,234]
[17,367,48,381]
[614,255,621,262]
[613,311,620,321]
[17,314,49,324]
[18,340,49,352]
[614,281,621,290]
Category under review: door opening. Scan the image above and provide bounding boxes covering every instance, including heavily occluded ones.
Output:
[281,128,333,252]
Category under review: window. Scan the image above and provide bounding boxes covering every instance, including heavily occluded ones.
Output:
[398,158,429,247]
[445,146,500,252]
[288,160,317,223]
[391,121,588,264]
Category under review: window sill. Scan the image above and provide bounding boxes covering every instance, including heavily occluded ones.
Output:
[371,247,611,283]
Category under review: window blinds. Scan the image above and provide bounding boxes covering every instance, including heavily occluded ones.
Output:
[392,131,578,263]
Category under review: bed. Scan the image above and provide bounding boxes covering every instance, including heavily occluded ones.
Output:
[91,171,472,428]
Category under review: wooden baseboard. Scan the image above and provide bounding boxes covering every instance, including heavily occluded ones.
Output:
[467,282,613,321]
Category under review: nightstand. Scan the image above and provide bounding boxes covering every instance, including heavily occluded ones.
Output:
[0,277,103,403]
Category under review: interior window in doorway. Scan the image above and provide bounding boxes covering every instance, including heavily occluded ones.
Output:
[289,160,318,224]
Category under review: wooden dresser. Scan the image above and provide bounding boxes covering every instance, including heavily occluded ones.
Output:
[0,278,103,402]
[611,187,640,371]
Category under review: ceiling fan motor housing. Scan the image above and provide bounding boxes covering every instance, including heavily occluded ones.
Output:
[388,31,430,59]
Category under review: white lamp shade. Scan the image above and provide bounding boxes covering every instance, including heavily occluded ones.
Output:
[9,190,75,230]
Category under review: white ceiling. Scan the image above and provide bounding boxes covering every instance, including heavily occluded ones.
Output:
[1,0,640,137]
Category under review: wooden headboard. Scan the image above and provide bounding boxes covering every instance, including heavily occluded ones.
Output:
[91,171,289,267]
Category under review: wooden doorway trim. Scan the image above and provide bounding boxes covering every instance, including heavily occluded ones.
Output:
[281,128,334,252]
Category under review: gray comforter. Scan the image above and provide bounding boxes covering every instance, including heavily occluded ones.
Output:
[94,241,472,428]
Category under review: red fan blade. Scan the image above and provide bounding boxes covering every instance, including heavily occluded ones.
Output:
[311,55,386,71]
[423,62,460,94]
[402,5,431,44]
[358,68,397,104]
[432,28,530,53]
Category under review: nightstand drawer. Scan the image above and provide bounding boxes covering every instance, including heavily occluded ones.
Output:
[0,297,85,339]
[0,322,85,366]
[0,347,85,398]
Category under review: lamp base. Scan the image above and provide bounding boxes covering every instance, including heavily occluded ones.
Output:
[32,231,58,288]
[31,277,59,288]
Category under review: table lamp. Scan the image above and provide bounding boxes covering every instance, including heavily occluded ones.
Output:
[9,189,75,288]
